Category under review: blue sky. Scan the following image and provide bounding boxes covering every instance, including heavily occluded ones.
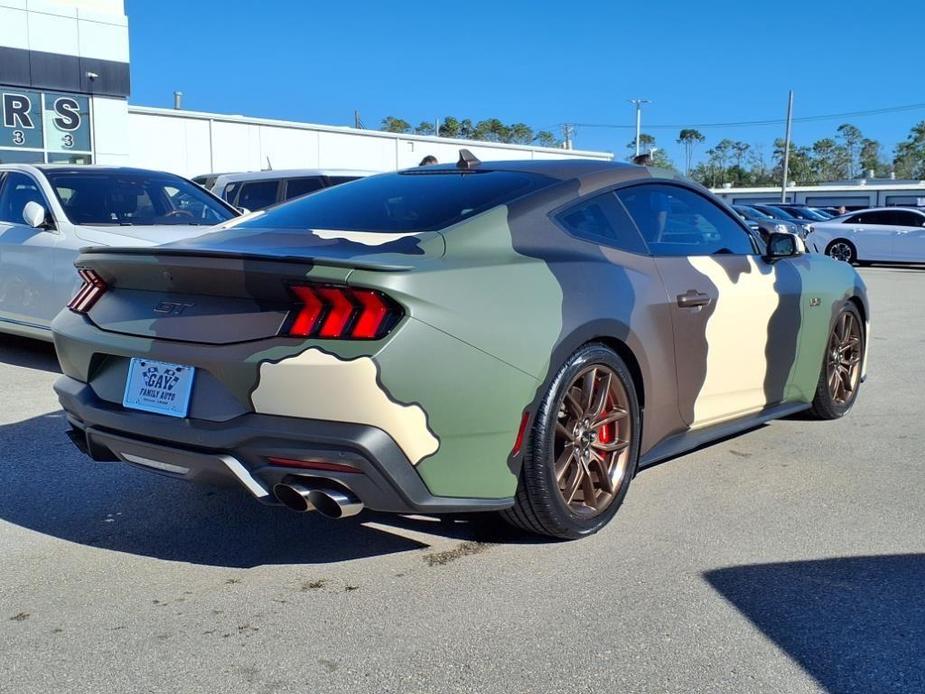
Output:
[126,0,925,165]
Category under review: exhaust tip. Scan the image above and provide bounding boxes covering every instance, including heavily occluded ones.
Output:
[308,488,363,519]
[273,482,314,513]
[273,482,363,518]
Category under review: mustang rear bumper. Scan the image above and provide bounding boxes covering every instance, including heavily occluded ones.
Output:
[54,375,513,515]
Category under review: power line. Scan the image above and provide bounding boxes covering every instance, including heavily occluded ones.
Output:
[566,101,925,131]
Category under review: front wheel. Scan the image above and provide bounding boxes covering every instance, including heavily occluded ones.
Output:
[807,303,865,419]
[501,343,641,539]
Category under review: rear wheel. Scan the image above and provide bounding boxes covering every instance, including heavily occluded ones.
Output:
[807,303,865,419]
[826,239,857,264]
[502,343,640,539]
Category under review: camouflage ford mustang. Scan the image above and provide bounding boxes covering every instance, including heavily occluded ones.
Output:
[52,155,869,539]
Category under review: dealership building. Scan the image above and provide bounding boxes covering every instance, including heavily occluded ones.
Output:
[1,0,611,178]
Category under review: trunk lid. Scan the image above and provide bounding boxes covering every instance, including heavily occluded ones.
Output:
[74,226,441,344]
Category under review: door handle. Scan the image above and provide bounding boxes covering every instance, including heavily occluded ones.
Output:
[677,289,711,309]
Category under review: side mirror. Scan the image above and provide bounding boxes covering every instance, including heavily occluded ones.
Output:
[765,231,803,259]
[23,201,51,230]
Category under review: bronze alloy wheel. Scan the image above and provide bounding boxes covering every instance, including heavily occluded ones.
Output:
[553,365,632,517]
[826,309,863,405]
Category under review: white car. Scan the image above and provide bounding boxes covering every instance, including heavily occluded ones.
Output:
[192,169,374,212]
[808,207,925,264]
[0,165,240,341]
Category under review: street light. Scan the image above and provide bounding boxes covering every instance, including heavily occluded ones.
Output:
[629,98,651,156]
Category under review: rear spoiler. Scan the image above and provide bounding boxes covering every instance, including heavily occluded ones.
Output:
[77,246,415,272]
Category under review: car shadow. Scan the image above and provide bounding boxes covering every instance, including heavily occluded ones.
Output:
[0,333,60,373]
[0,411,535,568]
[704,555,925,694]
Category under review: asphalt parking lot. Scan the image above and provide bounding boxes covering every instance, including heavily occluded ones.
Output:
[0,266,923,694]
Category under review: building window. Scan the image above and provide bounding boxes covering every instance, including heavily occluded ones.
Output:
[0,88,93,164]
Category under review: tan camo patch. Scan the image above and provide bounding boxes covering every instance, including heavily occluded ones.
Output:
[689,256,780,427]
[251,348,439,464]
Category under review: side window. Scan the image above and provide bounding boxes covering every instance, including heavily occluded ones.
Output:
[891,211,925,227]
[556,191,648,254]
[237,180,279,211]
[617,184,755,256]
[844,213,866,224]
[853,210,908,226]
[284,177,325,201]
[0,172,48,224]
[222,182,241,205]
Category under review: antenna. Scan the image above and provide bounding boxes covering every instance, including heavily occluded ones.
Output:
[265,157,273,171]
[457,148,481,170]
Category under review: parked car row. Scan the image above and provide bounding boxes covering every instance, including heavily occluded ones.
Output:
[734,198,925,264]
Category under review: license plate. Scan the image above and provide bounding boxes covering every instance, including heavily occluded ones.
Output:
[122,358,196,418]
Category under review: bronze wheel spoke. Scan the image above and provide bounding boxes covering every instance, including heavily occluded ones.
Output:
[564,390,584,418]
[555,447,575,482]
[581,369,597,412]
[552,363,634,518]
[591,439,630,453]
[589,452,615,495]
[595,408,628,427]
[590,371,612,418]
[562,466,583,504]
[580,471,597,508]
[556,421,574,442]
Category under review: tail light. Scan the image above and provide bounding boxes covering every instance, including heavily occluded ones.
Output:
[67,269,107,314]
[285,284,402,340]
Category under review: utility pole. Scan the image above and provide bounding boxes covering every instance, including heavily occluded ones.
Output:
[561,123,574,150]
[629,98,650,156]
[780,90,794,203]
[434,117,439,137]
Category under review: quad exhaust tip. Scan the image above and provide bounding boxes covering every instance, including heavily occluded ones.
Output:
[273,481,363,519]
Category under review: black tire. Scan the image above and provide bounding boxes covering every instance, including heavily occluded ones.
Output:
[825,239,857,264]
[807,302,865,420]
[501,343,641,540]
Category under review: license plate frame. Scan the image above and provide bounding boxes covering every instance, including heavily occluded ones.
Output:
[122,357,196,418]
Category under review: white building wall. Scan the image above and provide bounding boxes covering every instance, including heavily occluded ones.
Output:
[127,107,612,178]
[90,94,128,164]
[0,0,128,61]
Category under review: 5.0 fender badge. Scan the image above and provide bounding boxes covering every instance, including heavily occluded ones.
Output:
[809,297,822,307]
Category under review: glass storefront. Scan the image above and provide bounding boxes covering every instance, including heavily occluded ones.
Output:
[0,87,93,164]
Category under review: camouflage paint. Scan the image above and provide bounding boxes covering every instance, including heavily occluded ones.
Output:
[52,161,870,505]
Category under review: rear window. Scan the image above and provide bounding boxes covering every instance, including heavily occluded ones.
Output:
[235,170,557,233]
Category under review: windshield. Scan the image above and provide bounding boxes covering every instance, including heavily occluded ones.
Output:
[792,207,829,221]
[234,169,558,233]
[735,205,771,221]
[44,171,237,226]
[757,205,798,221]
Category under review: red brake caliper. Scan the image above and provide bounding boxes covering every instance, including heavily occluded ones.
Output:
[597,394,615,444]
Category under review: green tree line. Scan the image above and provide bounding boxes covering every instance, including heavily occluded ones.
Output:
[630,121,925,186]
[380,115,559,147]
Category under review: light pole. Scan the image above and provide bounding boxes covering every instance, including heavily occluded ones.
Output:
[781,90,794,203]
[629,98,651,156]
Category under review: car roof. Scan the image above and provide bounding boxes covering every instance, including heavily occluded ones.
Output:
[404,158,633,180]
[210,168,377,183]
[34,165,179,177]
